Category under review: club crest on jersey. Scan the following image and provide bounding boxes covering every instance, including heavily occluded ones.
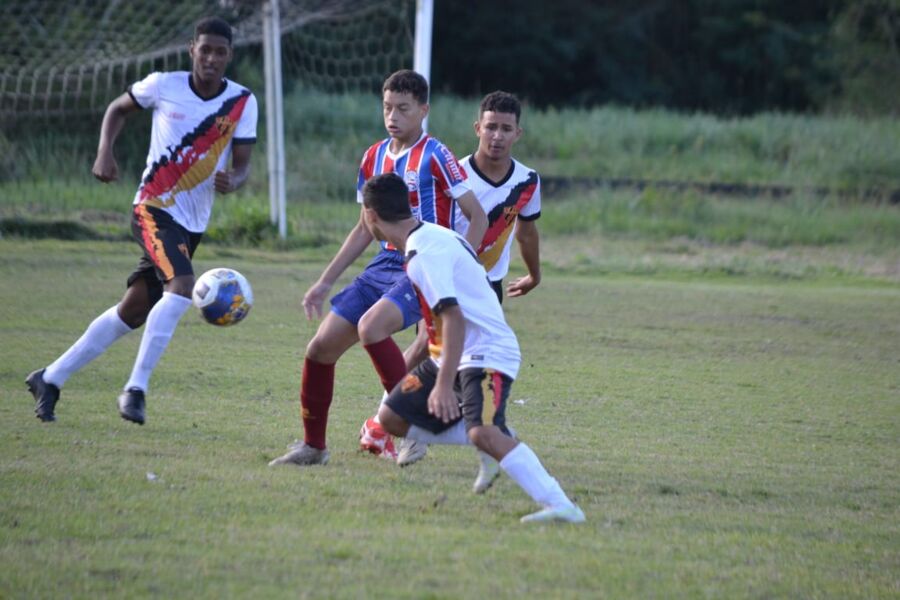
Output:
[404,169,419,192]
[214,115,234,135]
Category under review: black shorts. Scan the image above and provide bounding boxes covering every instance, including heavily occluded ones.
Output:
[490,279,503,304]
[385,359,514,435]
[127,204,202,305]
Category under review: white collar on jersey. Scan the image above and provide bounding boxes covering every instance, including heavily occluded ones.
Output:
[386,131,427,160]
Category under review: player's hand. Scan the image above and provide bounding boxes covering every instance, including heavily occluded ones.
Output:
[214,170,236,194]
[302,281,332,320]
[427,385,460,424]
[506,274,540,298]
[92,153,119,183]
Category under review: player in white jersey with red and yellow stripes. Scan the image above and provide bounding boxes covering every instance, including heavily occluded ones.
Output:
[362,172,584,523]
[455,91,542,304]
[395,92,545,479]
[26,17,258,425]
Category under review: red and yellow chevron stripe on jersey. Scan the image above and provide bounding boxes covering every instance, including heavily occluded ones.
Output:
[476,171,539,271]
[417,291,445,361]
[139,91,251,208]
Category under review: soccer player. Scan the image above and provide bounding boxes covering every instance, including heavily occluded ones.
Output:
[394,91,544,481]
[361,173,584,523]
[457,90,542,303]
[269,70,487,467]
[25,17,258,425]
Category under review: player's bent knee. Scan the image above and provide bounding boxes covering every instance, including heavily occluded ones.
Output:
[466,427,484,448]
[358,303,402,345]
[357,316,388,345]
[165,275,194,299]
[378,405,408,437]
[305,336,337,364]
[117,299,149,329]
[468,425,513,457]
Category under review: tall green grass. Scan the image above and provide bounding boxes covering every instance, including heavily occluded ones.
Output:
[3,88,899,200]
[2,89,898,261]
[277,90,900,199]
[4,181,899,267]
[541,187,900,248]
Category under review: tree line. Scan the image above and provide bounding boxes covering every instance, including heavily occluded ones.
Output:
[431,0,900,115]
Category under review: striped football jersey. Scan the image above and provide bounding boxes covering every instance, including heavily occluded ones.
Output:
[129,72,258,233]
[454,155,541,282]
[357,133,471,250]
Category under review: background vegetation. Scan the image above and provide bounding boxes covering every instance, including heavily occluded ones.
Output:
[3,92,898,261]
[433,0,900,115]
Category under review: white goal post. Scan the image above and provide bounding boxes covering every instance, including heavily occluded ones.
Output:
[262,0,433,239]
[1,0,430,240]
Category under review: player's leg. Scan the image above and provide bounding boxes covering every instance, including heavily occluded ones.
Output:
[301,312,359,445]
[378,360,469,448]
[118,205,199,424]
[458,368,585,523]
[358,298,408,395]
[25,248,158,422]
[269,279,366,467]
[358,273,424,458]
[392,323,431,464]
[363,320,430,464]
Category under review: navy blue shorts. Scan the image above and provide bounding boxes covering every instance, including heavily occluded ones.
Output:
[329,249,422,328]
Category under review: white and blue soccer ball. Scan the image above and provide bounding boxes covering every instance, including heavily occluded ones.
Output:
[192,268,253,326]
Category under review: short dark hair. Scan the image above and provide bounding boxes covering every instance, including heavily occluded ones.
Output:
[479,91,521,123]
[362,173,412,222]
[383,70,429,105]
[195,17,233,45]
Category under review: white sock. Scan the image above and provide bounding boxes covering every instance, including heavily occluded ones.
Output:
[124,292,192,392]
[500,443,575,509]
[407,421,470,445]
[44,305,133,387]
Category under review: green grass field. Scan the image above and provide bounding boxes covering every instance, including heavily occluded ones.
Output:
[2,237,898,598]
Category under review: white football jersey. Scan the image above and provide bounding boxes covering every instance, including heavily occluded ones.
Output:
[406,222,521,379]
[129,71,258,233]
[454,155,541,281]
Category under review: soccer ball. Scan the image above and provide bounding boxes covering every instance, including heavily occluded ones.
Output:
[192,268,253,326]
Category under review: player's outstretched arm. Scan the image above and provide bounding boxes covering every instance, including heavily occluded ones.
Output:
[302,206,374,320]
[507,219,541,298]
[92,93,140,183]
[215,144,253,194]
[427,305,464,423]
[456,190,488,251]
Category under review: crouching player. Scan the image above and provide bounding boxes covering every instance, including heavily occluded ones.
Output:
[361,173,584,523]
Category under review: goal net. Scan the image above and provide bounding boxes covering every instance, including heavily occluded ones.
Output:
[0,0,412,119]
[1,0,413,220]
